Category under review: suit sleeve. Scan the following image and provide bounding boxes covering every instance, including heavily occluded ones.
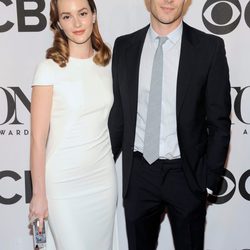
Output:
[108,38,124,161]
[205,38,231,192]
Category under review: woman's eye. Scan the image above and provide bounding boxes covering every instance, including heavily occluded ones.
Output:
[80,12,88,17]
[62,15,70,20]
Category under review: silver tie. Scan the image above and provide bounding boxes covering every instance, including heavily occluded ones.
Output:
[143,37,167,164]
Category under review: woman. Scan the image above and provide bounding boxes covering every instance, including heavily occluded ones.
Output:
[28,0,118,249]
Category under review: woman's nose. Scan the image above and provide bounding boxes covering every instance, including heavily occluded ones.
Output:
[74,16,81,28]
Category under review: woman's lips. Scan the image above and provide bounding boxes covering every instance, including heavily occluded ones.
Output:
[73,30,85,35]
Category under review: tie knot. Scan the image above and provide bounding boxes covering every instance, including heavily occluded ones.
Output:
[158,36,168,47]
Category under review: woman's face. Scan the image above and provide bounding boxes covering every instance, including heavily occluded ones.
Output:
[57,0,95,47]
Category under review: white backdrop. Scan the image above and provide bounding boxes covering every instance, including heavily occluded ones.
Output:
[0,0,250,249]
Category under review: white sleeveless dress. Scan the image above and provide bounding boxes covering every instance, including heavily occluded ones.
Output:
[32,56,118,250]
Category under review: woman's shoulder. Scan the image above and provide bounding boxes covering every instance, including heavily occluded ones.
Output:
[36,59,61,72]
[33,59,60,86]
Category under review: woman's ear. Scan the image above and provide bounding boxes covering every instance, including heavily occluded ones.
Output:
[92,13,96,23]
[57,21,63,30]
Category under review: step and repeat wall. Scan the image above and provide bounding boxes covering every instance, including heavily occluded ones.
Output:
[0,0,250,249]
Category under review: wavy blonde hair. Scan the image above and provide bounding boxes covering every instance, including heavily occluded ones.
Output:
[46,0,111,67]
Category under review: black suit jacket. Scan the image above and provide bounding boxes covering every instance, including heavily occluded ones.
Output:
[108,22,231,198]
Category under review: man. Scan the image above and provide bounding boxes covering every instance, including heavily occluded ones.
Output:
[109,0,231,249]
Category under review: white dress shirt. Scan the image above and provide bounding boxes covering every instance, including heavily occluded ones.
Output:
[134,22,183,159]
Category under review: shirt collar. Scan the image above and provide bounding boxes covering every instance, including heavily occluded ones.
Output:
[148,21,183,45]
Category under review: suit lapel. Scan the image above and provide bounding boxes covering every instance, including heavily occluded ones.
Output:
[124,23,197,130]
[125,26,149,129]
[176,23,196,117]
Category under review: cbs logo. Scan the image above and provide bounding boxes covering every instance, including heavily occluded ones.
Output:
[0,0,47,32]
[202,0,250,34]
[208,169,250,204]
[0,170,32,205]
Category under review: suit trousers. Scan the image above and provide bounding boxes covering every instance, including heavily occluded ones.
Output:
[124,152,207,250]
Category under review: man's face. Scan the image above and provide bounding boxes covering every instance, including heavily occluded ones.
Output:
[149,0,186,26]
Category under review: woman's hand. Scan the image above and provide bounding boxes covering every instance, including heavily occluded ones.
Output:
[29,194,48,233]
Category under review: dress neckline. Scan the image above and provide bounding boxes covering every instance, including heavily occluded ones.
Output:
[69,55,93,62]
[69,51,95,62]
